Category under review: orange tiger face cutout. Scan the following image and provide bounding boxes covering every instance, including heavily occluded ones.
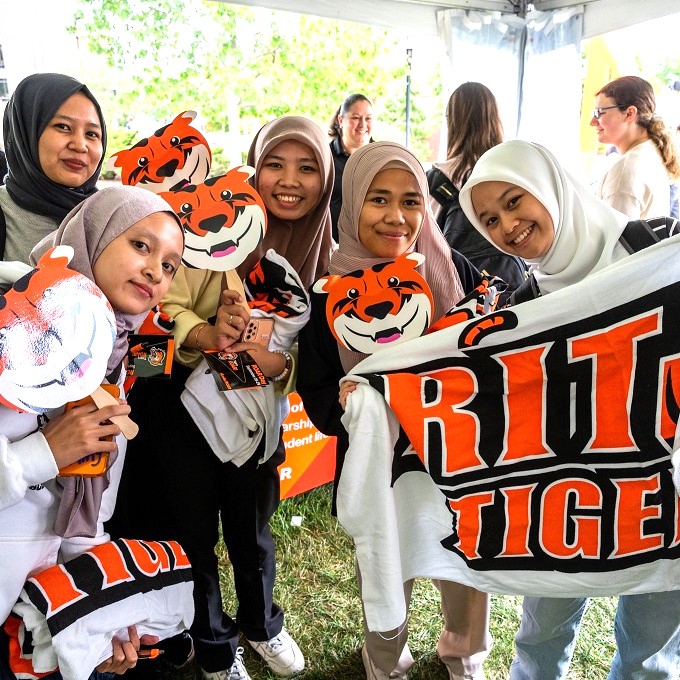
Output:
[109,111,211,193]
[0,247,115,414]
[313,252,433,354]
[160,166,267,271]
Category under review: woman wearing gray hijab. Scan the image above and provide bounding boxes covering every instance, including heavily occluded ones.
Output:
[299,142,489,680]
[31,184,183,549]
[0,185,184,678]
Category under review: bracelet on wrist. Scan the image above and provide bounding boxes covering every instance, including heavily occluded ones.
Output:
[193,323,209,350]
[272,350,292,382]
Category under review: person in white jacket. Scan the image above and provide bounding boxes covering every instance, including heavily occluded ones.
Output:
[0,185,184,678]
[590,75,679,219]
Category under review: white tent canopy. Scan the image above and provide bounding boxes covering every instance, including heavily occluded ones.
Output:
[218,0,680,40]
[217,0,679,170]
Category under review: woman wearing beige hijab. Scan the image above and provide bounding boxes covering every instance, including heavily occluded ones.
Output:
[299,142,491,680]
[239,115,334,288]
[110,116,333,680]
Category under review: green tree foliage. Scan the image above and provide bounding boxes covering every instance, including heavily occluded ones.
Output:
[658,58,680,92]
[70,0,441,161]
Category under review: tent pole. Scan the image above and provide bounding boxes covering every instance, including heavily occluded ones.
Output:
[405,47,412,147]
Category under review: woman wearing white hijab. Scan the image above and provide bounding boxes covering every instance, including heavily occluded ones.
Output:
[459,139,633,296]
[459,139,680,680]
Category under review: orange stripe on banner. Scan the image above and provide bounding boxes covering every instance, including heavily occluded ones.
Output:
[3,615,54,678]
[282,437,337,499]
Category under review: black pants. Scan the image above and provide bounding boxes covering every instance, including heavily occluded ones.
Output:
[108,365,284,672]
[0,629,14,680]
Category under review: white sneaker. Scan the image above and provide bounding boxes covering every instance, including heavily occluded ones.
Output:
[201,646,252,680]
[247,628,304,676]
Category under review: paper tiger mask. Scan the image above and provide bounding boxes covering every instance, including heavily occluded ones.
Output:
[313,252,433,354]
[0,247,115,414]
[160,166,267,271]
[109,110,211,193]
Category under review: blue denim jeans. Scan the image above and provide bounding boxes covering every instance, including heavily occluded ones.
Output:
[510,593,680,680]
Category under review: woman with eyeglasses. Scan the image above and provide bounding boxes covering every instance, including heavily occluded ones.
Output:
[590,75,679,219]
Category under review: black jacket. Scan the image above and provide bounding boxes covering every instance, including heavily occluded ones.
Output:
[329,137,349,241]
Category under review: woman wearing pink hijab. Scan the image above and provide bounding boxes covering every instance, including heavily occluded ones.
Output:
[299,141,491,680]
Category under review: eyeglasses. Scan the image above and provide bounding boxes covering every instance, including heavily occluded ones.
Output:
[592,105,620,120]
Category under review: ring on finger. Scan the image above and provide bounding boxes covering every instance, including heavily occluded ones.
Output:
[228,314,233,325]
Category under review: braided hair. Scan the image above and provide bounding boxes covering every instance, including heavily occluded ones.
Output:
[598,76,679,179]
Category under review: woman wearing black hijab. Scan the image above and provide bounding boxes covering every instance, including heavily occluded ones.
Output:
[1,72,107,263]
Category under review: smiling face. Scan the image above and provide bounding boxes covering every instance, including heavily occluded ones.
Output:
[358,168,424,259]
[339,100,373,152]
[161,167,267,271]
[110,110,212,192]
[38,92,104,187]
[471,180,555,260]
[92,213,183,315]
[589,94,630,149]
[314,252,433,354]
[256,139,322,222]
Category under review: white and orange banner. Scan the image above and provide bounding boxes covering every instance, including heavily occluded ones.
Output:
[337,237,680,632]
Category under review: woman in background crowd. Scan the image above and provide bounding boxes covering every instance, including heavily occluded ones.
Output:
[590,75,679,219]
[328,93,374,239]
[427,81,526,293]
[431,82,503,214]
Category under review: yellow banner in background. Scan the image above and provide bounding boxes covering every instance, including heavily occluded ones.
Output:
[581,37,620,153]
[580,36,621,182]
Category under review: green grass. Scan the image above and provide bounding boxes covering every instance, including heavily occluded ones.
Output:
[145,484,617,679]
